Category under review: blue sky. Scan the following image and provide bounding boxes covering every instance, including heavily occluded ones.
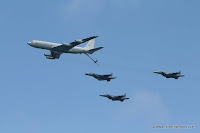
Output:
[1,0,200,133]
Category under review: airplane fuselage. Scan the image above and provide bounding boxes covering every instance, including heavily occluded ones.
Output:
[28,40,89,54]
[154,71,184,79]
[100,94,129,102]
[161,73,182,79]
[85,73,116,82]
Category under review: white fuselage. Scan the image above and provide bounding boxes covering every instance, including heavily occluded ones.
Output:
[27,40,89,54]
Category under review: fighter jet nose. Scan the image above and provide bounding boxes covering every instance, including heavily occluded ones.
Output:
[27,42,31,45]
[99,94,107,97]
[85,73,93,76]
[153,71,160,74]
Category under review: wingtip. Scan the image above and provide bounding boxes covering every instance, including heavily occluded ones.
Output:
[93,36,99,38]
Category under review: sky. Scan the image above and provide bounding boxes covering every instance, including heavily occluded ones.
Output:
[1,0,200,133]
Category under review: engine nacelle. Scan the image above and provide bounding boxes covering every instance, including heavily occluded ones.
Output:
[75,39,83,43]
[46,56,55,59]
[44,53,51,56]
[44,53,55,59]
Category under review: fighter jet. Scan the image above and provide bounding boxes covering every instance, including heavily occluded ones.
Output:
[85,73,116,82]
[27,36,103,65]
[153,70,184,79]
[100,94,129,102]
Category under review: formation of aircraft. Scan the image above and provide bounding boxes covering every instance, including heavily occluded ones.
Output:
[85,73,116,82]
[28,36,185,102]
[99,94,129,102]
[153,71,184,79]
[27,36,103,65]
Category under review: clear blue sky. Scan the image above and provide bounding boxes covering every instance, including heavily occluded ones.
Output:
[1,0,200,133]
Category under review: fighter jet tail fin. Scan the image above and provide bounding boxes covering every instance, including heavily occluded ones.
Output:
[178,71,185,77]
[84,39,95,50]
[109,73,116,79]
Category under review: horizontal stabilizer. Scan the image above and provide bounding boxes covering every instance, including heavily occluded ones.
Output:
[88,47,103,54]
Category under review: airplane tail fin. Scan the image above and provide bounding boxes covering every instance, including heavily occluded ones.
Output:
[84,39,95,50]
[124,94,129,100]
[88,47,104,54]
[178,71,185,77]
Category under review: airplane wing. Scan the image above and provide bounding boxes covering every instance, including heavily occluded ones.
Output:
[115,95,124,98]
[102,74,111,77]
[51,36,98,51]
[170,72,179,75]
[171,71,181,75]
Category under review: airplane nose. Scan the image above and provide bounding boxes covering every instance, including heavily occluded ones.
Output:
[99,94,106,97]
[85,73,92,76]
[153,71,161,74]
[27,42,31,45]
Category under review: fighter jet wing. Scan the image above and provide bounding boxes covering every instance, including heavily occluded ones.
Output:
[102,73,112,77]
[103,74,111,76]
[115,95,124,98]
[170,72,179,75]
[171,71,181,75]
[51,36,98,51]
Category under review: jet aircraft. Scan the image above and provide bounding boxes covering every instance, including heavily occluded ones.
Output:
[85,73,116,82]
[27,36,103,65]
[100,94,129,102]
[153,71,184,79]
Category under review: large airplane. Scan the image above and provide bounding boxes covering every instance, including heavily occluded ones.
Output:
[27,36,103,65]
[85,73,116,82]
[153,70,184,79]
[100,94,129,102]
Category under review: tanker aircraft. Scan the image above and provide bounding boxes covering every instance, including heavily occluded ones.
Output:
[27,36,103,65]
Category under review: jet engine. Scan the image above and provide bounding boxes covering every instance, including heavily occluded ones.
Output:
[44,53,51,56]
[46,56,55,59]
[75,39,83,43]
[44,53,55,59]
